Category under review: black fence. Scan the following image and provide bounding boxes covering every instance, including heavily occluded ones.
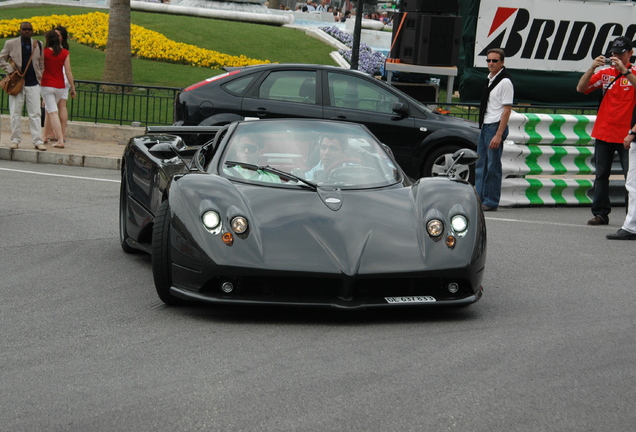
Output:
[0,78,181,127]
[436,103,598,123]
[1,76,599,126]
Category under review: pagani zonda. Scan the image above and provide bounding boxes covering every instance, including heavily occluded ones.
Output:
[119,119,486,308]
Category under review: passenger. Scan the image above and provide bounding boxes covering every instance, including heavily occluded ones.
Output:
[304,135,348,181]
[225,134,280,183]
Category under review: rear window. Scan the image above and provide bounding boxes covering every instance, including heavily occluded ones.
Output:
[222,75,257,97]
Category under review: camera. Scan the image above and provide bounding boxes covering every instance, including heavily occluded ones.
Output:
[604,58,613,65]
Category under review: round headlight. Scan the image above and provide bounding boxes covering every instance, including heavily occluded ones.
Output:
[427,219,444,237]
[231,216,248,234]
[451,215,468,233]
[202,211,221,230]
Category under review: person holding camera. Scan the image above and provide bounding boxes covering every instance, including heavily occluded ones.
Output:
[576,36,636,226]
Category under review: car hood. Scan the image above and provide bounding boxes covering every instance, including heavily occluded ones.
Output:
[426,110,479,129]
[168,175,484,277]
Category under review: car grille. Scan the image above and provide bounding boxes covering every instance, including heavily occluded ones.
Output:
[197,276,475,305]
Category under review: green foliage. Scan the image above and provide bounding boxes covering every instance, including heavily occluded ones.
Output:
[0,5,337,88]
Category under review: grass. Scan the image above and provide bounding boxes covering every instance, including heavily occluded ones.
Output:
[0,4,337,88]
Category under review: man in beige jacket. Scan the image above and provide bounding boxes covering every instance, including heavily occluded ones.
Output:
[0,21,46,150]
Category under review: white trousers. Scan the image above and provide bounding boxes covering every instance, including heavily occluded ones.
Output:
[9,84,42,145]
[623,143,636,233]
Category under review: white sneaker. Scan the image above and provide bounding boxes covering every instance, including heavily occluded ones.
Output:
[9,142,18,149]
[35,144,46,151]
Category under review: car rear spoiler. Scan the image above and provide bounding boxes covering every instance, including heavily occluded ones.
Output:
[145,126,223,147]
[145,126,222,135]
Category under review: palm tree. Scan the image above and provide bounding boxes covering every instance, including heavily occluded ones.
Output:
[102,0,133,85]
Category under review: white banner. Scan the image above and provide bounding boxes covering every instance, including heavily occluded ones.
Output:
[475,0,636,72]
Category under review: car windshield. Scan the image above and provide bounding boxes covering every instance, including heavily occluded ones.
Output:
[219,120,401,189]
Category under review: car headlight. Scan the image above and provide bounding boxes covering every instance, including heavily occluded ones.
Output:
[451,215,468,233]
[202,211,221,233]
[231,216,248,234]
[427,219,444,237]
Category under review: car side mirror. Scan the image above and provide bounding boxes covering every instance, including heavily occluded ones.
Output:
[444,148,479,179]
[452,148,479,166]
[392,102,409,118]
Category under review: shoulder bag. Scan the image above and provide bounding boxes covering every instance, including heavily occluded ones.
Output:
[1,46,36,96]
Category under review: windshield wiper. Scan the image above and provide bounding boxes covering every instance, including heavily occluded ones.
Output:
[225,161,318,190]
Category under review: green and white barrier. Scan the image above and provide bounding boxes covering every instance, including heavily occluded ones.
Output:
[507,112,595,146]
[499,112,624,207]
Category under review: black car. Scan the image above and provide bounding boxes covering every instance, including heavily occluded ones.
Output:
[119,119,486,308]
[174,64,479,181]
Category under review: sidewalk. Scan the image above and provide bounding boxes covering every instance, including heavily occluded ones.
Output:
[0,115,146,170]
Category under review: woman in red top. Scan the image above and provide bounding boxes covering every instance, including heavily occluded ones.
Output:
[42,26,71,145]
[41,29,75,149]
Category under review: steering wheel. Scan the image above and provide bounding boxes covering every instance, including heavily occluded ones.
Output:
[324,157,362,174]
[328,165,381,183]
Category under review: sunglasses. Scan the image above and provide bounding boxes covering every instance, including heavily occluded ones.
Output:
[486,59,500,63]
[21,27,33,31]
[238,144,258,154]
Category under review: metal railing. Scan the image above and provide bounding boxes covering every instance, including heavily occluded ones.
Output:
[432,103,598,123]
[1,76,600,126]
[0,78,181,127]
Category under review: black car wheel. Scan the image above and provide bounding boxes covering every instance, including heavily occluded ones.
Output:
[421,145,474,183]
[119,174,137,254]
[151,200,184,306]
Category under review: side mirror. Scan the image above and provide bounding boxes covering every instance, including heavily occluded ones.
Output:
[445,148,479,179]
[392,102,409,117]
[451,148,479,166]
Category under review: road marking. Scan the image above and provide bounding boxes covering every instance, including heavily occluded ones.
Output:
[486,216,592,228]
[0,167,120,183]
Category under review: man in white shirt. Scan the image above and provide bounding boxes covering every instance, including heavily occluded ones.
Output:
[475,48,514,211]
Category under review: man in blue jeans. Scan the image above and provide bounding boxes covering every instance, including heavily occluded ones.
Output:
[475,48,514,211]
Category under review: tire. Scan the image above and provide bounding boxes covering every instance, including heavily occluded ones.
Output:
[119,174,137,254]
[421,145,475,184]
[151,201,184,306]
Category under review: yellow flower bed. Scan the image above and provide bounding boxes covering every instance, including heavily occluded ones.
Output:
[0,12,269,69]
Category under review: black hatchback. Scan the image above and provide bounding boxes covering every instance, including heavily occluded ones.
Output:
[174,63,479,180]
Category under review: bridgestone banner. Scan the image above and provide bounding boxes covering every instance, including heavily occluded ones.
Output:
[475,0,636,72]
[458,0,633,105]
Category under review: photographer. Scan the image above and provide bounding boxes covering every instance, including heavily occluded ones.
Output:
[576,36,636,226]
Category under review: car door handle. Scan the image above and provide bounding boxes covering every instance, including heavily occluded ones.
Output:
[331,116,347,120]
[255,108,268,117]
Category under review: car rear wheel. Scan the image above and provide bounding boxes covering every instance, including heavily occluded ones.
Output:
[151,201,184,306]
[119,174,137,254]
[421,145,474,183]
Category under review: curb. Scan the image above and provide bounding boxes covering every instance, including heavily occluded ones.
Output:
[0,147,122,170]
[1,115,145,144]
[1,116,143,170]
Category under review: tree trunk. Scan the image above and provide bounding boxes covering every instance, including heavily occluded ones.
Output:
[102,0,133,85]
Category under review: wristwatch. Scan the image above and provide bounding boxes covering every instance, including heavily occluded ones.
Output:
[628,130,636,135]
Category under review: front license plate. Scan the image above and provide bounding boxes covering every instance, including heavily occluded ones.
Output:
[385,296,436,304]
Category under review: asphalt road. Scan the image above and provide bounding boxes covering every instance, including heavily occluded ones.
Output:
[1,160,635,432]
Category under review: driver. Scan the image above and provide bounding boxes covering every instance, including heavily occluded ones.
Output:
[304,135,348,181]
[225,134,280,183]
